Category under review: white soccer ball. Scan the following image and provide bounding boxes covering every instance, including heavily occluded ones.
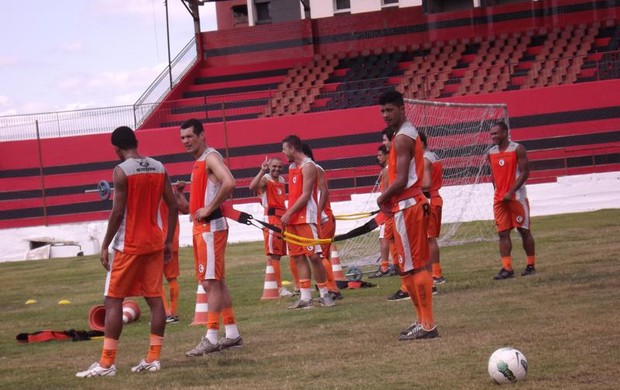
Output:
[487,347,528,384]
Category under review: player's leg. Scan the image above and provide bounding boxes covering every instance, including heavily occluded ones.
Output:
[514,198,536,276]
[494,201,515,280]
[429,199,444,284]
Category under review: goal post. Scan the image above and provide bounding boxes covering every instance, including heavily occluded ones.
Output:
[338,99,509,271]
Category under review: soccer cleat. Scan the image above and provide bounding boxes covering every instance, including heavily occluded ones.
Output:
[433,276,446,285]
[288,299,313,309]
[131,359,160,373]
[317,295,335,307]
[218,336,243,351]
[387,289,409,302]
[369,267,391,279]
[400,321,420,335]
[185,337,220,357]
[521,265,536,276]
[278,287,294,297]
[166,315,179,324]
[493,268,515,280]
[398,324,439,341]
[292,289,301,297]
[328,290,344,301]
[76,362,116,378]
[432,286,438,295]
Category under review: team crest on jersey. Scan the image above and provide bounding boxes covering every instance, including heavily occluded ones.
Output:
[498,159,505,167]
[292,176,297,184]
[198,264,204,274]
[516,216,524,223]
[397,254,403,265]
[277,188,283,195]
[307,245,314,252]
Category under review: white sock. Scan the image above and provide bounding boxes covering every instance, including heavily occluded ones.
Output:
[319,287,329,298]
[206,329,218,344]
[300,288,312,301]
[225,324,240,339]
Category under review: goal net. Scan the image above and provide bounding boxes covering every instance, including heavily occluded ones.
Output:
[338,99,509,272]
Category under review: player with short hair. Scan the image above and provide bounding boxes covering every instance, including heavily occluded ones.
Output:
[178,118,243,356]
[377,91,438,340]
[76,126,178,377]
[248,156,294,297]
[281,135,335,309]
[419,131,445,285]
[487,121,537,280]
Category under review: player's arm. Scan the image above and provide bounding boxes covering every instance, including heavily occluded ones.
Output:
[487,153,496,190]
[377,134,413,215]
[281,163,316,225]
[162,172,178,263]
[422,156,432,192]
[380,166,388,193]
[194,153,235,222]
[174,181,190,214]
[249,156,269,194]
[316,166,329,215]
[100,167,127,271]
[505,145,530,199]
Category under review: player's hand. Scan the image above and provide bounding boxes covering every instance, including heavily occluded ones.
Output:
[281,211,290,226]
[261,156,269,171]
[194,207,211,222]
[163,242,173,264]
[100,247,111,271]
[502,192,513,202]
[175,180,187,193]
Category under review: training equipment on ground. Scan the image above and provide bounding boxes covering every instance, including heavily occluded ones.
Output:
[488,347,528,384]
[122,300,141,324]
[339,99,508,273]
[260,259,280,300]
[88,300,141,331]
[58,299,71,305]
[191,284,209,325]
[25,299,37,304]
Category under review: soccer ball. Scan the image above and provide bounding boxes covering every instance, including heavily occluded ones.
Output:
[487,347,528,384]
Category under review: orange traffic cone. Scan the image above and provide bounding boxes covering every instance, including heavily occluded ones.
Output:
[122,300,141,324]
[330,244,346,281]
[191,284,209,326]
[261,259,279,300]
[88,304,106,331]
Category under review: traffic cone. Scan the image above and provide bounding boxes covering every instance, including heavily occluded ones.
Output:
[261,259,280,300]
[191,283,209,326]
[122,300,141,324]
[88,304,106,331]
[330,244,346,281]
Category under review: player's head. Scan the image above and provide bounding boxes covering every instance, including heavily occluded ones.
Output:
[301,143,314,161]
[111,126,138,160]
[381,126,394,150]
[418,131,428,149]
[282,135,303,162]
[179,118,206,158]
[377,144,388,168]
[490,121,509,145]
[268,157,284,179]
[379,90,406,131]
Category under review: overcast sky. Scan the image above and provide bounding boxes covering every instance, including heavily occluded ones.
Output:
[0,0,216,117]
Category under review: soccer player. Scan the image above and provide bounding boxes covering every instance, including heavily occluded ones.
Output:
[281,135,335,309]
[178,118,243,356]
[159,182,183,324]
[487,121,537,280]
[302,143,342,301]
[419,131,446,285]
[248,156,294,297]
[377,90,438,340]
[76,126,178,377]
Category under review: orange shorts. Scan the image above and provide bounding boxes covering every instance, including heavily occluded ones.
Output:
[392,199,430,272]
[494,198,530,232]
[286,223,321,257]
[383,217,394,240]
[193,229,228,281]
[164,251,179,280]
[428,196,443,239]
[319,215,336,258]
[105,250,164,298]
[263,226,286,257]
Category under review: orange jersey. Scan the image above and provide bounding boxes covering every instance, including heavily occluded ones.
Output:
[259,174,287,223]
[287,157,319,225]
[424,150,443,195]
[387,122,425,211]
[488,142,527,202]
[159,201,180,250]
[190,148,228,233]
[112,157,166,254]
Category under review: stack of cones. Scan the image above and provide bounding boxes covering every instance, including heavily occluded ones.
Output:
[191,284,209,326]
[330,244,346,281]
[260,259,279,300]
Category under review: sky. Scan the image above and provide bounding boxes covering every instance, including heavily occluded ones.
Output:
[0,0,217,117]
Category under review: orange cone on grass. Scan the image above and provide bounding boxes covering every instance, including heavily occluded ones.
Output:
[330,244,346,281]
[261,259,280,300]
[122,300,141,324]
[191,283,209,325]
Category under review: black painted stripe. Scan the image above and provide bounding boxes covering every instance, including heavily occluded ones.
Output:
[195,68,291,84]
[183,83,281,98]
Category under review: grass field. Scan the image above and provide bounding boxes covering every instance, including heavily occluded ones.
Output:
[1,209,619,389]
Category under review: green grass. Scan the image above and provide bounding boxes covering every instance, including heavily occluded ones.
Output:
[1,210,619,389]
